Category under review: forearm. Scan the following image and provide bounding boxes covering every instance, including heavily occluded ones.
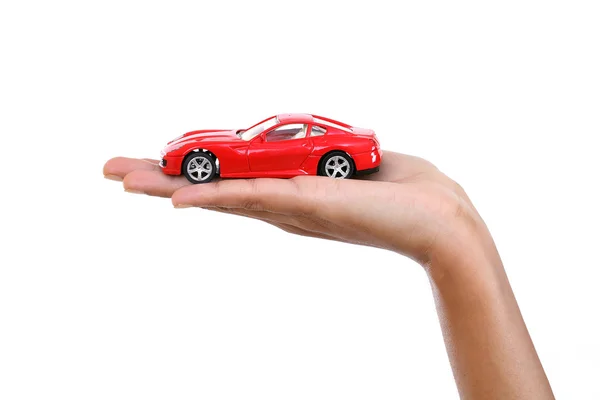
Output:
[426,237,554,399]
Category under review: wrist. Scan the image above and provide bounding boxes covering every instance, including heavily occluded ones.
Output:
[423,218,504,285]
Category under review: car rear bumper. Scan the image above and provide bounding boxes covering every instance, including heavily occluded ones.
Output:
[355,166,380,176]
[352,148,382,172]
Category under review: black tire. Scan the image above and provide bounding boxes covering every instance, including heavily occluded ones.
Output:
[318,151,355,179]
[182,152,217,184]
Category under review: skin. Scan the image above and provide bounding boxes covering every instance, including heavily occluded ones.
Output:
[104,151,555,399]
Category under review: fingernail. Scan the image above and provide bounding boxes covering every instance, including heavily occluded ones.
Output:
[104,174,123,182]
[125,188,145,195]
[174,204,192,209]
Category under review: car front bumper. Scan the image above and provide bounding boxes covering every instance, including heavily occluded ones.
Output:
[159,154,184,175]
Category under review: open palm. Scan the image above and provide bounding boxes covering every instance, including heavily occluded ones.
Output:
[104,151,482,265]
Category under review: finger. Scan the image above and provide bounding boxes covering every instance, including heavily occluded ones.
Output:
[222,208,377,248]
[172,174,397,216]
[267,221,347,243]
[230,205,391,248]
[172,177,321,215]
[215,206,341,237]
[123,169,190,198]
[212,206,335,235]
[103,157,161,180]
[202,206,349,244]
[171,176,402,240]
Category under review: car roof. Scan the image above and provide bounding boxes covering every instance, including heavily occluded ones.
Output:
[277,113,314,124]
[275,113,355,133]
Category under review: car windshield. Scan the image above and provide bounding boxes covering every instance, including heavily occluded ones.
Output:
[240,117,279,141]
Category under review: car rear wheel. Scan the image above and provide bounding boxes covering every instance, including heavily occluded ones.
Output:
[319,152,355,179]
[182,152,217,184]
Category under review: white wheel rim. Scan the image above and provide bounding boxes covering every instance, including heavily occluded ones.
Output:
[325,156,351,178]
[187,156,213,182]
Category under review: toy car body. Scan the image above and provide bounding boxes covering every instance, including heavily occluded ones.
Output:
[159,113,382,184]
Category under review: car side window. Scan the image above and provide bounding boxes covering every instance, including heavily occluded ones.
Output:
[310,125,327,137]
[265,124,307,142]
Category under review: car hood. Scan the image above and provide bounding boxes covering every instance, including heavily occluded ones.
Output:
[163,129,242,153]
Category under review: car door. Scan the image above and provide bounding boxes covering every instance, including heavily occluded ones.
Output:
[247,123,313,172]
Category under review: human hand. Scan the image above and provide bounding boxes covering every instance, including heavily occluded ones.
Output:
[104,151,554,398]
[103,151,492,269]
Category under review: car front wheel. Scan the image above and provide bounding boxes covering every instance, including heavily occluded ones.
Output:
[319,151,355,179]
[182,152,217,184]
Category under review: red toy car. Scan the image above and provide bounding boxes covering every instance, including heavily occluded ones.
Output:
[160,113,382,184]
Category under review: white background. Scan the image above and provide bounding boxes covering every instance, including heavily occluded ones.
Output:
[1,1,599,398]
